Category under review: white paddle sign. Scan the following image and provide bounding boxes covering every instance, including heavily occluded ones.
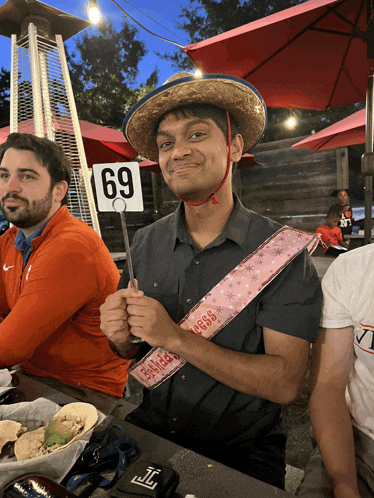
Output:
[92,162,144,212]
[92,162,144,344]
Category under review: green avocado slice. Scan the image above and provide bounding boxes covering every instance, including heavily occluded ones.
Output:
[44,420,74,447]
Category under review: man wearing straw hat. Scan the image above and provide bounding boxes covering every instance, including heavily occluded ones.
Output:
[100,72,322,489]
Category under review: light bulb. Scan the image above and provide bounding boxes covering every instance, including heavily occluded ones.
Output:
[285,116,297,129]
[89,6,101,23]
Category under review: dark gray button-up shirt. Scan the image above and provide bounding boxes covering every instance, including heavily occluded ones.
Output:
[119,195,322,445]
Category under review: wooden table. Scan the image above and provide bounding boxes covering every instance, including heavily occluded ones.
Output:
[109,252,126,262]
[345,234,373,250]
[12,373,293,498]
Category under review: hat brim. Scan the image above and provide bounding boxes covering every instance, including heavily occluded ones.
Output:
[123,74,267,162]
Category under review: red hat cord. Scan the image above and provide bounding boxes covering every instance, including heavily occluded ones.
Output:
[177,111,232,206]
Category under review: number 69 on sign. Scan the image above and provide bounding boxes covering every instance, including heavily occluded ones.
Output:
[92,162,144,212]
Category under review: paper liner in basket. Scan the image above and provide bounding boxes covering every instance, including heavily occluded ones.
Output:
[0,398,105,492]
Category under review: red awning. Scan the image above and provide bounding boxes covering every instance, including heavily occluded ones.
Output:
[185,0,366,110]
[0,119,137,167]
[293,108,366,151]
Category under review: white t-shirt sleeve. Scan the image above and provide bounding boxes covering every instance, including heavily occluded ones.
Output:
[320,258,354,329]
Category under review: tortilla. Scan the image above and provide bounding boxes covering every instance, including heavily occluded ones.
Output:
[0,420,23,453]
[14,402,98,461]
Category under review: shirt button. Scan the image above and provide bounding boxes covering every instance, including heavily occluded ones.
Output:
[181,375,186,381]
[153,282,159,288]
[186,298,192,304]
[194,259,200,265]
[172,417,178,422]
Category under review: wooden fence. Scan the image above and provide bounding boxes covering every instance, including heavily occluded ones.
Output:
[98,135,353,251]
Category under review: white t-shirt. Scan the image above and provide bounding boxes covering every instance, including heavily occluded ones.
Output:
[321,244,374,441]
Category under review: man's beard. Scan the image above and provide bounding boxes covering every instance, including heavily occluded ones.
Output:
[0,190,54,229]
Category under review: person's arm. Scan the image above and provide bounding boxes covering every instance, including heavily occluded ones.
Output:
[316,227,331,248]
[340,204,349,215]
[0,242,108,367]
[100,290,142,360]
[336,227,348,248]
[0,266,10,323]
[309,326,359,498]
[102,287,310,404]
[339,239,348,248]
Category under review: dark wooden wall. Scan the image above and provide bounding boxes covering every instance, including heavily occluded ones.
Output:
[151,135,338,234]
[235,136,338,233]
[98,136,340,251]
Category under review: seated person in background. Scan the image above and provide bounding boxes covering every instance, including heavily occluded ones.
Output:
[315,210,348,257]
[329,188,355,236]
[0,210,9,235]
[100,72,323,489]
[296,243,374,498]
[0,133,130,405]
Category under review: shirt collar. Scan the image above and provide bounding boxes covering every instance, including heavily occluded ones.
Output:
[172,193,251,252]
[14,219,50,266]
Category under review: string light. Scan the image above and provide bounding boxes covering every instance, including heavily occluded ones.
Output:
[88,0,101,23]
[284,115,297,129]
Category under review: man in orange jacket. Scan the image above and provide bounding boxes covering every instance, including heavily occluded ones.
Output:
[0,133,130,406]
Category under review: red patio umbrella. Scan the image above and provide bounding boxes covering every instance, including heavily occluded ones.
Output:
[185,0,373,241]
[0,119,137,167]
[292,107,366,151]
[139,153,260,173]
[185,0,367,110]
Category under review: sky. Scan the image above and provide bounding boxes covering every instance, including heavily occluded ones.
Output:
[0,0,191,88]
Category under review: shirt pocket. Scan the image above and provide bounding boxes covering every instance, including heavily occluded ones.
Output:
[140,277,180,319]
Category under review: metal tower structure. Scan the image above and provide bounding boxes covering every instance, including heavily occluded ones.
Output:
[0,0,100,234]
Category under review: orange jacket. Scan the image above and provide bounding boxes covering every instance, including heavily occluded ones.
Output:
[0,206,130,397]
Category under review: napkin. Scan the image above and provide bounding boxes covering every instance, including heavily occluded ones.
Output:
[0,369,15,399]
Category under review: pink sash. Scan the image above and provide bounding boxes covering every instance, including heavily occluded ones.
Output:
[129,226,320,389]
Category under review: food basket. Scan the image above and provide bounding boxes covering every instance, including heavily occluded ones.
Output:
[0,397,105,492]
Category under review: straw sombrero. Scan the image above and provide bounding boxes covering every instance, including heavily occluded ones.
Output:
[123,72,267,162]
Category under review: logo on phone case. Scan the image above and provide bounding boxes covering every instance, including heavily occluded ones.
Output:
[131,465,160,490]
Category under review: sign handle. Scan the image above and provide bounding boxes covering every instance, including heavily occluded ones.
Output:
[112,198,144,344]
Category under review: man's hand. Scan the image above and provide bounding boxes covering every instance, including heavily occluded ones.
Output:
[125,291,183,349]
[100,289,140,346]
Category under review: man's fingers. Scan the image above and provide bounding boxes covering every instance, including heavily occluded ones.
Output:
[125,295,151,307]
[128,314,150,328]
[128,326,144,338]
[104,309,128,322]
[126,301,151,317]
[117,288,144,299]
[127,278,139,290]
[100,289,144,313]
[101,291,127,311]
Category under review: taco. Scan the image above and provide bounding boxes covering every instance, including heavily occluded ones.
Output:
[14,402,98,461]
[0,420,25,454]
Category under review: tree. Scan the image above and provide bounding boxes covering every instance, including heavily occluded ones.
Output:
[0,67,10,128]
[160,0,364,142]
[67,18,158,129]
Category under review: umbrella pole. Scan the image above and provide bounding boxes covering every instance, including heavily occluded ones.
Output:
[362,2,374,245]
[362,73,374,245]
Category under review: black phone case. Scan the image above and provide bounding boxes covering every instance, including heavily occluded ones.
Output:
[105,460,179,498]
